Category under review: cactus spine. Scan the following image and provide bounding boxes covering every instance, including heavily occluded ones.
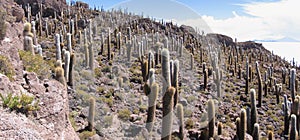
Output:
[208,99,215,138]
[177,103,184,140]
[162,87,175,140]
[88,97,95,131]
[146,83,158,133]
[161,48,171,93]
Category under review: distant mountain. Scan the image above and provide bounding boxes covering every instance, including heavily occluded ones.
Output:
[254,37,300,42]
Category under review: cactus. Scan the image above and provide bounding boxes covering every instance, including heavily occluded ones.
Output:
[284,94,290,135]
[64,51,70,82]
[256,61,263,107]
[162,87,175,140]
[235,117,241,139]
[245,58,249,95]
[250,89,258,134]
[88,97,95,131]
[172,60,179,108]
[141,60,148,82]
[31,21,37,45]
[275,84,281,104]
[290,114,298,140]
[204,69,208,90]
[291,98,299,116]
[127,27,131,41]
[55,34,61,60]
[240,108,247,140]
[127,42,132,62]
[55,66,66,87]
[203,62,206,74]
[238,64,242,79]
[68,53,75,87]
[24,36,34,55]
[291,69,296,101]
[218,122,223,135]
[149,69,155,87]
[89,43,94,71]
[67,33,72,54]
[177,103,184,140]
[23,22,32,37]
[208,99,215,138]
[190,53,194,70]
[107,28,111,60]
[252,123,260,140]
[38,46,42,57]
[146,83,159,133]
[161,48,171,93]
[268,131,274,140]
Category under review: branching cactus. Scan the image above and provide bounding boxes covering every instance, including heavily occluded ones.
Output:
[256,61,263,107]
[290,114,298,140]
[64,51,70,82]
[240,108,247,140]
[208,99,215,138]
[177,103,184,140]
[89,43,94,71]
[162,87,175,140]
[88,97,95,131]
[146,82,158,133]
[161,48,171,93]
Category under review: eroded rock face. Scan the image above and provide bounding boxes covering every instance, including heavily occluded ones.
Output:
[0,73,79,140]
[0,0,25,23]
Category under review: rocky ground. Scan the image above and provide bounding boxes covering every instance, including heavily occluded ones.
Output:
[0,0,299,140]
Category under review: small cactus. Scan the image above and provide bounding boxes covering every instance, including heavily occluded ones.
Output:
[177,103,184,140]
[88,97,95,131]
[218,122,223,135]
[208,99,215,138]
[162,87,175,140]
[55,66,66,87]
[252,123,260,140]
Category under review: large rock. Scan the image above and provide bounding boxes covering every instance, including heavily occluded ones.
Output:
[0,73,79,140]
[0,0,25,22]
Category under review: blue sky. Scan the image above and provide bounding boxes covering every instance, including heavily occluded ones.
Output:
[69,0,300,41]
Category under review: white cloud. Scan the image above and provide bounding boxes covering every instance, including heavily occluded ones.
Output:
[177,0,300,41]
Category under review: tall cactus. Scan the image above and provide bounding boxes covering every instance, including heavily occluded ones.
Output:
[290,114,298,140]
[172,60,179,107]
[204,69,208,90]
[88,97,95,131]
[55,34,61,60]
[107,28,111,60]
[146,83,158,133]
[250,89,258,134]
[245,57,249,95]
[67,33,72,54]
[235,117,241,139]
[89,43,94,71]
[291,69,296,101]
[256,61,263,107]
[283,94,290,135]
[161,48,171,93]
[208,99,215,138]
[68,53,75,87]
[126,42,132,62]
[64,51,70,82]
[177,103,184,140]
[162,87,175,140]
[24,36,34,55]
[240,108,247,140]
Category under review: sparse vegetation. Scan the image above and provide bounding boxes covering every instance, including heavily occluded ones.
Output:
[0,8,6,41]
[0,55,15,80]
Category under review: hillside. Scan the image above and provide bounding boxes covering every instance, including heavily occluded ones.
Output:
[0,0,299,140]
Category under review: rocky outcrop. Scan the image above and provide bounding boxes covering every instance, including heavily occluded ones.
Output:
[0,0,24,22]
[206,33,234,47]
[0,73,79,140]
[14,0,67,17]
